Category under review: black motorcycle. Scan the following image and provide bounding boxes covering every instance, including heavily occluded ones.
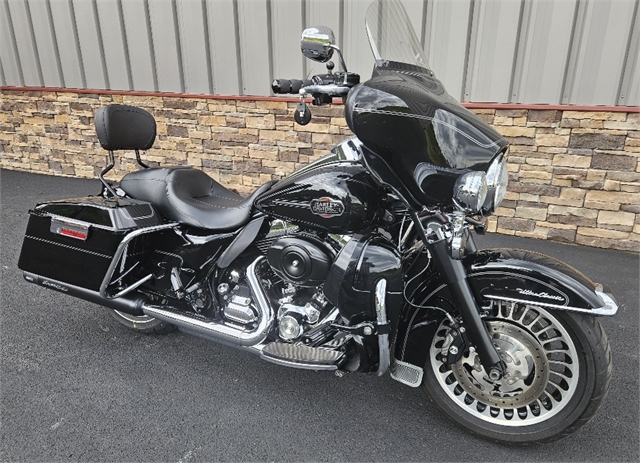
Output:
[19,0,617,444]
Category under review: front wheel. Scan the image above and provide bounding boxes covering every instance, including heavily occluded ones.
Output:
[422,302,612,444]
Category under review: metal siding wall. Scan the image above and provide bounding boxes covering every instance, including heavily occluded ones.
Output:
[28,0,63,88]
[236,0,271,95]
[565,0,636,105]
[148,0,183,92]
[206,0,241,95]
[343,0,371,80]
[511,0,577,104]
[120,0,156,91]
[426,0,473,101]
[49,0,85,88]
[96,0,131,91]
[623,47,640,106]
[466,0,522,103]
[72,0,108,89]
[619,0,640,106]
[0,0,23,86]
[7,0,41,87]
[176,0,212,94]
[271,0,304,85]
[1,0,638,107]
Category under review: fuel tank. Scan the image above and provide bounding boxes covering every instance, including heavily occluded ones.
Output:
[254,150,382,234]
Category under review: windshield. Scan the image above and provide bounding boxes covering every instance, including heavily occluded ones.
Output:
[365,0,430,70]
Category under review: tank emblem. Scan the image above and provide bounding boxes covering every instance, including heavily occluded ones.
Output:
[310,197,345,218]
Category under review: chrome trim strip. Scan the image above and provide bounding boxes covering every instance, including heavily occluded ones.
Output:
[99,222,178,298]
[36,211,118,232]
[259,355,338,371]
[375,278,390,376]
[484,294,618,316]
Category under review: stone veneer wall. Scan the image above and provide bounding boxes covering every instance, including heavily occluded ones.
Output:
[1,89,638,252]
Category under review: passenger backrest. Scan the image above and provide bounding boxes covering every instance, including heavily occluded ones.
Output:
[94,104,156,152]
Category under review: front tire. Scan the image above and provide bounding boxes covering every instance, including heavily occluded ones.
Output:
[422,303,612,444]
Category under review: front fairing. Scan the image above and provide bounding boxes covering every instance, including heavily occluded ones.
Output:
[345,0,508,208]
[346,61,508,208]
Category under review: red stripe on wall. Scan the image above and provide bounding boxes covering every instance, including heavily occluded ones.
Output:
[1,86,638,113]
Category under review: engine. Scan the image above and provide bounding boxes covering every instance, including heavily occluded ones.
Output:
[215,229,347,345]
[266,236,334,287]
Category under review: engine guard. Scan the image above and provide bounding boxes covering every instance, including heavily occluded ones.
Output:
[464,248,619,316]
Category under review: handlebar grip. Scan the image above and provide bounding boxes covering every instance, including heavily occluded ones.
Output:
[271,79,311,94]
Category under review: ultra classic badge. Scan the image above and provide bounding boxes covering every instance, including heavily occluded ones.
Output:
[310,197,345,218]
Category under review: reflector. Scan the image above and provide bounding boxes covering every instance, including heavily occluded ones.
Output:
[60,228,88,240]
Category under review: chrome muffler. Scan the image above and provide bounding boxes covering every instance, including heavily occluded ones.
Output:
[142,257,273,348]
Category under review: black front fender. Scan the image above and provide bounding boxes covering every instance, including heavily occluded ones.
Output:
[465,249,619,316]
[394,247,619,370]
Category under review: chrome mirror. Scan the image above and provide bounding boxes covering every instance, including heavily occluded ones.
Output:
[301,26,335,63]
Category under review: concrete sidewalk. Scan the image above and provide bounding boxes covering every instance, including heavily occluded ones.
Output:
[1,168,638,462]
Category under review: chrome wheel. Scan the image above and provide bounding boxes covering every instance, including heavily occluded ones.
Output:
[429,303,579,426]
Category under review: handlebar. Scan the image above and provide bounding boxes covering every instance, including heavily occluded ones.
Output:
[272,72,360,98]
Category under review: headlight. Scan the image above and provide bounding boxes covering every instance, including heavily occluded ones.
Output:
[453,171,487,213]
[484,155,509,212]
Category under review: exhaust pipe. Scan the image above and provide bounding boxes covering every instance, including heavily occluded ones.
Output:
[142,257,274,348]
[23,272,147,315]
[25,256,274,350]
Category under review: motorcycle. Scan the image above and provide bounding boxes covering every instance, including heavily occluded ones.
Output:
[18,0,618,444]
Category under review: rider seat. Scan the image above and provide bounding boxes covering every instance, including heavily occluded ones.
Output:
[120,167,273,230]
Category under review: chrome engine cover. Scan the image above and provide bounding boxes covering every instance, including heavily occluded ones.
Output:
[224,294,258,324]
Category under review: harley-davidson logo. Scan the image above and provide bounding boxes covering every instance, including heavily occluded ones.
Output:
[310,197,345,218]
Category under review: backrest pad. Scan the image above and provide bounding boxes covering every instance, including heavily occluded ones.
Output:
[94,104,156,151]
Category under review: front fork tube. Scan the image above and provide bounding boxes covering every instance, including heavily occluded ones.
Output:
[411,213,504,379]
[465,229,478,254]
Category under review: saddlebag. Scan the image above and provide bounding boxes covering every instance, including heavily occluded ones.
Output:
[18,196,164,292]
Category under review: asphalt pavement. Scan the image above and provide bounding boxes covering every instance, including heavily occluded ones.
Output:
[1,168,638,462]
